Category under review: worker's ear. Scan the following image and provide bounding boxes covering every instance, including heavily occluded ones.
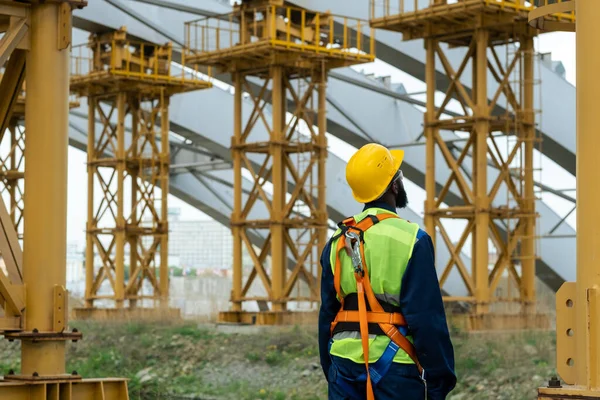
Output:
[391,179,400,195]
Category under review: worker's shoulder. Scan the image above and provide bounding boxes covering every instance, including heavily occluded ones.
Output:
[415,228,430,242]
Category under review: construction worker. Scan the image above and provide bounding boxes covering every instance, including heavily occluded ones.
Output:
[318,143,456,399]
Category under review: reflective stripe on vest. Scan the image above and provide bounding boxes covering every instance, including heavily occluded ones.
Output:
[329,207,420,365]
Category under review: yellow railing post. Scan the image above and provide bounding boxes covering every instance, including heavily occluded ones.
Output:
[141,43,145,77]
[343,17,348,48]
[315,13,320,51]
[126,41,130,75]
[329,16,334,47]
[301,9,305,45]
[357,20,362,51]
[370,28,375,56]
[287,7,291,45]
[167,45,172,80]
[271,6,276,39]
[111,39,116,73]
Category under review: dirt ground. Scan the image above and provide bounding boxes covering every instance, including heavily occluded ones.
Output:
[0,321,556,399]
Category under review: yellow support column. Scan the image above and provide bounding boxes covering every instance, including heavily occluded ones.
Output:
[115,92,126,309]
[424,38,436,249]
[0,2,129,398]
[85,97,95,308]
[574,0,600,390]
[21,1,68,375]
[537,0,600,397]
[160,91,170,307]
[232,72,243,313]
[473,28,490,319]
[522,35,536,315]
[316,66,327,291]
[271,65,285,313]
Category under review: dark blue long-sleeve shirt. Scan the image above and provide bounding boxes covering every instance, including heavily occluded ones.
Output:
[318,201,457,399]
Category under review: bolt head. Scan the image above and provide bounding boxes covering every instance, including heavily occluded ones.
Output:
[548,376,562,388]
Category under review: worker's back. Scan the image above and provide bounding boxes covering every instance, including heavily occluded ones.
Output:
[328,207,419,365]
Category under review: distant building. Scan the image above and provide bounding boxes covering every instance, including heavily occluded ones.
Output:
[66,241,85,283]
[142,208,253,271]
[169,218,234,270]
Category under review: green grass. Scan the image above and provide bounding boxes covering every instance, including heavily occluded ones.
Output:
[0,321,558,400]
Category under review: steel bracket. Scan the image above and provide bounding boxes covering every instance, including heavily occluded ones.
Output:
[4,329,82,343]
[57,2,71,50]
[556,282,576,385]
[53,285,67,332]
[4,372,82,383]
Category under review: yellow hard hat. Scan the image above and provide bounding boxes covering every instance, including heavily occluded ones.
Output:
[346,143,404,204]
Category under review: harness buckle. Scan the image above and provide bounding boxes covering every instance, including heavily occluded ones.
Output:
[344,231,364,276]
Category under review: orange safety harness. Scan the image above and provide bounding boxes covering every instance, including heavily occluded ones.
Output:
[330,213,424,400]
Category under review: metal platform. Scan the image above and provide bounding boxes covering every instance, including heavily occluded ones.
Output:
[184,4,375,75]
[370,0,536,45]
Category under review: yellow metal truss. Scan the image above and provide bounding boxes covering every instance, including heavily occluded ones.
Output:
[369,0,548,330]
[184,0,375,324]
[0,1,129,398]
[69,27,211,317]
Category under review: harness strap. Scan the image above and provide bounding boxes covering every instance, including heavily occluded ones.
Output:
[330,212,425,399]
[357,231,425,376]
[333,310,407,325]
[356,276,374,399]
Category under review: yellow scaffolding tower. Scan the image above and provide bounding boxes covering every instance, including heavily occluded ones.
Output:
[369,0,552,330]
[529,2,600,399]
[70,27,212,320]
[184,0,375,325]
[0,0,128,397]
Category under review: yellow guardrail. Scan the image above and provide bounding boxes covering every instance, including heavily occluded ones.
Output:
[70,38,210,84]
[370,0,575,22]
[184,5,375,59]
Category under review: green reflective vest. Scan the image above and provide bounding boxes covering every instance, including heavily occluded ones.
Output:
[329,207,420,364]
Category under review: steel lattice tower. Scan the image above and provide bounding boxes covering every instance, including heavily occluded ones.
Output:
[184,0,375,324]
[370,0,549,330]
[70,27,211,319]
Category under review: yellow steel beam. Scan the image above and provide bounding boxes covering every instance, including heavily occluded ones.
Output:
[0,177,23,284]
[0,49,26,135]
[0,17,27,66]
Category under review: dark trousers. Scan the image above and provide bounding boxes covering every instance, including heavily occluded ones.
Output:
[328,356,427,400]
